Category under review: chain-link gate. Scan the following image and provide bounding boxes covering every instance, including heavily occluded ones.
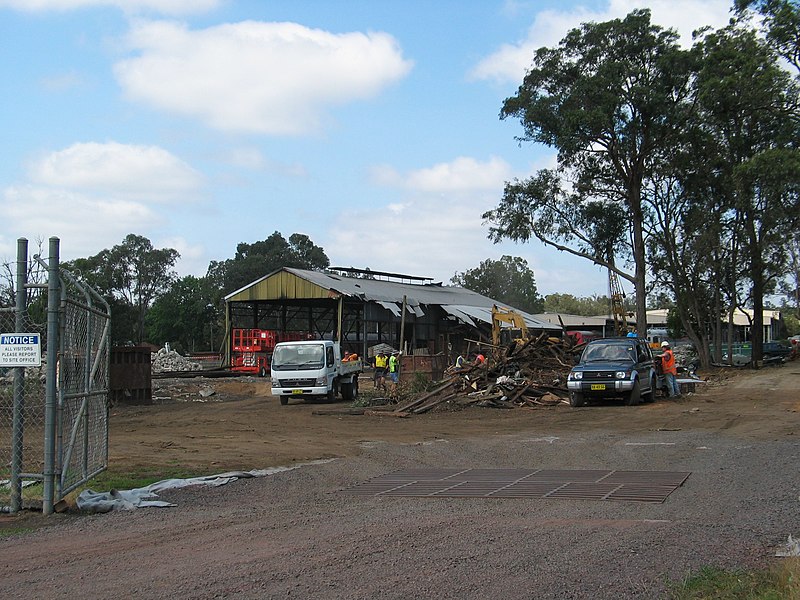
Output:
[0,237,110,514]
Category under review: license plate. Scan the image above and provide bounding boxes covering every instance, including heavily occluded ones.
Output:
[291,389,304,394]
[590,384,606,391]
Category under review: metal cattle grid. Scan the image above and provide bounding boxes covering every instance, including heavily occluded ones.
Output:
[343,468,691,503]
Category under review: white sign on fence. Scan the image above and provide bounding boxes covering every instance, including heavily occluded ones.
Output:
[0,333,42,367]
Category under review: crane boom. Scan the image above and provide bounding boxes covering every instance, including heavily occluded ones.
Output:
[608,270,628,336]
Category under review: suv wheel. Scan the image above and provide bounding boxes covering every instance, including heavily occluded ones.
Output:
[569,392,585,407]
[642,376,656,402]
[626,380,641,406]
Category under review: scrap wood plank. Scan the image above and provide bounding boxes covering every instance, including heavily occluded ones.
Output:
[412,392,459,414]
[507,383,531,403]
[312,408,366,416]
[364,409,410,418]
[393,379,457,413]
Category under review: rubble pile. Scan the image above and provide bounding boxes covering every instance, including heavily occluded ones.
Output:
[0,364,47,385]
[391,333,580,416]
[151,347,202,373]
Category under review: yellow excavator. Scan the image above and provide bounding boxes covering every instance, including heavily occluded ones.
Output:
[491,305,529,347]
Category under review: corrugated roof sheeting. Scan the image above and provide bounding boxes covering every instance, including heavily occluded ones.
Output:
[377,301,401,316]
[225,267,560,331]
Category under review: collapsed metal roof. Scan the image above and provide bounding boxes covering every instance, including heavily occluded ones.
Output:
[225,267,559,331]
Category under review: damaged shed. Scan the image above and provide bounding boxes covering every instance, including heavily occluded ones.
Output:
[223,267,559,364]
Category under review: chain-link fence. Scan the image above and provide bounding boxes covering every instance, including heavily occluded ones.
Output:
[0,311,48,511]
[0,237,109,514]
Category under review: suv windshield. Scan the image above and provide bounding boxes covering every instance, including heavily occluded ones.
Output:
[271,344,324,371]
[582,343,635,363]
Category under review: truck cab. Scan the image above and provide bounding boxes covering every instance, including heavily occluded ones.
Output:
[270,340,362,405]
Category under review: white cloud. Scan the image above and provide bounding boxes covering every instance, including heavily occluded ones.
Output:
[2,141,204,263]
[328,153,609,294]
[0,0,221,15]
[371,156,513,193]
[157,236,207,276]
[471,0,732,83]
[28,141,202,202]
[1,185,160,259]
[114,20,414,135]
[39,70,84,92]
[226,147,308,177]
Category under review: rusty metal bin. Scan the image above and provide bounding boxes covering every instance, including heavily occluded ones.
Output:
[110,346,152,405]
[398,353,447,383]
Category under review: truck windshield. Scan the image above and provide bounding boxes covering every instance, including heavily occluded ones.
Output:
[271,344,324,371]
[582,344,635,362]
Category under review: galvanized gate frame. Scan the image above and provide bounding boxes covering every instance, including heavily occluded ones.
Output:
[47,257,111,503]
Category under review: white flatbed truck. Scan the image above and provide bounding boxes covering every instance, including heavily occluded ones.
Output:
[270,339,362,405]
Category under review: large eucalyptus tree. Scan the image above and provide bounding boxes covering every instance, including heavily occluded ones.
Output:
[484,9,693,333]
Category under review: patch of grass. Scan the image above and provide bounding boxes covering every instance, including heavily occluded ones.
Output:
[83,467,198,492]
[668,560,800,599]
[0,526,34,539]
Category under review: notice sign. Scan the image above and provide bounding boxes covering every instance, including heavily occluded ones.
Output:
[0,333,42,367]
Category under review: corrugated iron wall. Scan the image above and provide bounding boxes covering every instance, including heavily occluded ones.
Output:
[227,271,333,302]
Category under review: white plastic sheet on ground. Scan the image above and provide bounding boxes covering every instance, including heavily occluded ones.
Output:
[76,460,334,513]
[776,534,800,557]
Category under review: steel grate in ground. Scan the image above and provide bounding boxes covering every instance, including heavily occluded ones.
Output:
[343,468,690,503]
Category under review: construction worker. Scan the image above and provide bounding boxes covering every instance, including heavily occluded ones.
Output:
[388,351,400,389]
[475,353,486,366]
[373,351,388,390]
[660,341,680,398]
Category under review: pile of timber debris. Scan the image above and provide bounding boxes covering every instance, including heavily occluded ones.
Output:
[391,332,579,415]
[314,332,582,418]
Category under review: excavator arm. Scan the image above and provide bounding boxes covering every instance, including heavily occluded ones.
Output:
[491,305,529,346]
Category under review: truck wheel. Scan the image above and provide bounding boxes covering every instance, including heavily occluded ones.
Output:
[569,392,585,407]
[279,396,288,406]
[341,382,355,402]
[326,387,335,402]
[259,367,267,378]
[626,380,641,406]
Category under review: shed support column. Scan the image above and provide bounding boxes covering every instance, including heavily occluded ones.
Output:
[337,296,343,346]
[399,295,407,354]
[362,304,367,359]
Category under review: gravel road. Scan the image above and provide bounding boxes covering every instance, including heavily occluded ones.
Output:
[2,426,798,599]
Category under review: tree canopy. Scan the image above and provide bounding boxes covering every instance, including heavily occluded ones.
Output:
[486,9,693,335]
[208,231,329,296]
[451,256,543,314]
[66,234,179,344]
[486,5,800,367]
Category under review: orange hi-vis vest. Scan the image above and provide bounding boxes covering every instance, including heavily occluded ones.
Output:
[661,349,677,375]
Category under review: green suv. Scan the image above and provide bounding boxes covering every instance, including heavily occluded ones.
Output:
[566,337,658,407]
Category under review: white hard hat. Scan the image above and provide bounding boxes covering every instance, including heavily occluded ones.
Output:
[661,341,670,347]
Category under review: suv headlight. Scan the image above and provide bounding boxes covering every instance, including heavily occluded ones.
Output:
[570,371,582,380]
[615,370,629,379]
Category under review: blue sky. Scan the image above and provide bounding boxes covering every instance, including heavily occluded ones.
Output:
[0,0,733,296]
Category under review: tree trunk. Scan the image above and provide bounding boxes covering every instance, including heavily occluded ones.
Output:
[629,184,648,336]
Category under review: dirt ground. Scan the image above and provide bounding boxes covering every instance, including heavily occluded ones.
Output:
[109,362,800,475]
[2,362,798,599]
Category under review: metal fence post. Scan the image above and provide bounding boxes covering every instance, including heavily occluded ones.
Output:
[10,238,28,513]
[42,237,60,515]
